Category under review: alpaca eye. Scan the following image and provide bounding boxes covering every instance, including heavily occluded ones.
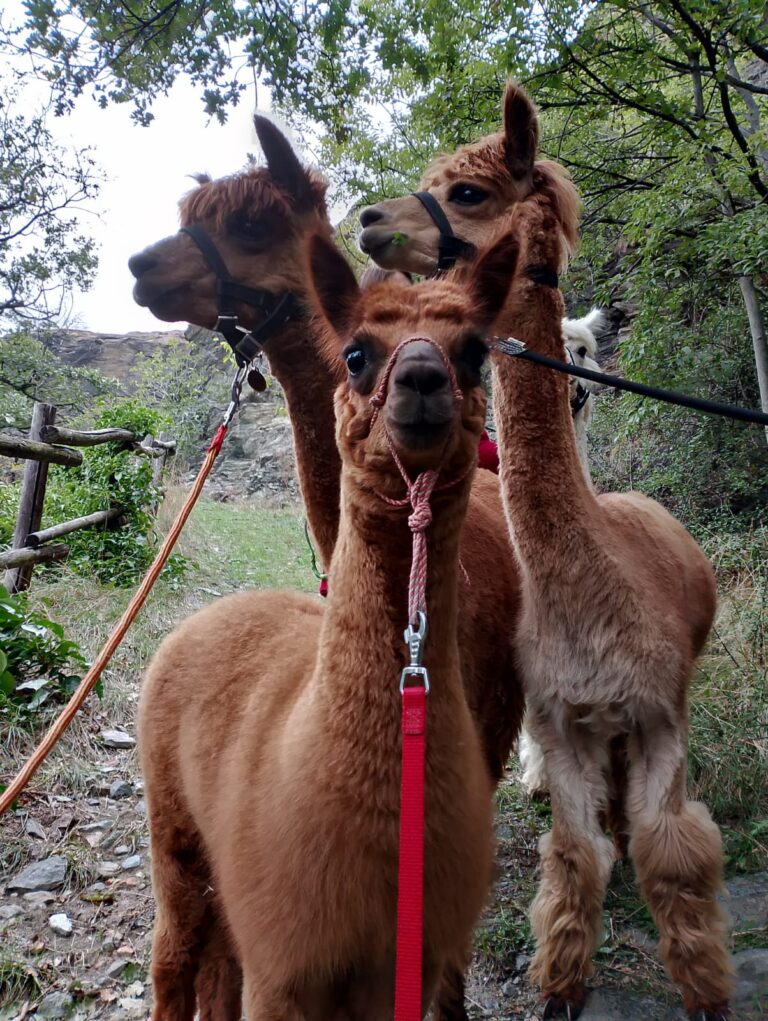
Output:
[577,346,587,358]
[229,214,265,240]
[448,184,489,207]
[345,348,367,376]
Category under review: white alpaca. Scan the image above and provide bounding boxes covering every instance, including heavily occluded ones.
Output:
[518,308,604,797]
[563,308,603,479]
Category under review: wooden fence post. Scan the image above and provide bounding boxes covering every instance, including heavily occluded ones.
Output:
[4,402,57,594]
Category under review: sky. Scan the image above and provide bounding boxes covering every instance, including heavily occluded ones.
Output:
[52,78,283,334]
[3,0,315,335]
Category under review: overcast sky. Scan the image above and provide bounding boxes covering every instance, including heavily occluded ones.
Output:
[53,78,285,334]
[3,0,318,335]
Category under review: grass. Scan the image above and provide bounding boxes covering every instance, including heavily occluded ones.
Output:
[0,956,39,1009]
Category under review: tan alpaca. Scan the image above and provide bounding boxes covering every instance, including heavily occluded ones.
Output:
[362,82,732,1021]
[138,231,523,1019]
[519,308,604,798]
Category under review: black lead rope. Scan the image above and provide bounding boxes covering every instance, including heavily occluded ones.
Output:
[494,338,768,428]
[180,225,303,365]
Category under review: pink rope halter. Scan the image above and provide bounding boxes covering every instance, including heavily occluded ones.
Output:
[369,336,467,626]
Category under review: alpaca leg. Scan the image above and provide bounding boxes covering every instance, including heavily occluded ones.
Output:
[147,811,212,1021]
[432,961,469,1021]
[527,718,614,1018]
[519,714,549,798]
[194,905,243,1021]
[627,722,733,1018]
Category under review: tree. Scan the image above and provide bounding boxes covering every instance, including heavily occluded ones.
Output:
[10,0,768,466]
[0,81,101,323]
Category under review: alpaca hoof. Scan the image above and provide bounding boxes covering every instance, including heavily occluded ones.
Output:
[542,996,584,1020]
[689,1009,730,1021]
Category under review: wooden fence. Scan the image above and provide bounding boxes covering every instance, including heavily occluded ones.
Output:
[0,402,175,594]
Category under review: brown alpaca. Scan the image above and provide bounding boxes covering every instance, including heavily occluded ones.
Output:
[130,123,527,1021]
[129,120,523,785]
[364,84,733,1021]
[138,230,522,1019]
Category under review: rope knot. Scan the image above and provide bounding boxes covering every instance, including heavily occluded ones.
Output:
[407,470,438,533]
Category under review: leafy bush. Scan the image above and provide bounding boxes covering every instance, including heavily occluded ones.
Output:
[1,398,186,587]
[131,339,233,463]
[0,584,87,719]
[44,399,185,586]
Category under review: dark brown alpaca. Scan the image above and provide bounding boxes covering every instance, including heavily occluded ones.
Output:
[363,82,733,1021]
[138,231,523,1019]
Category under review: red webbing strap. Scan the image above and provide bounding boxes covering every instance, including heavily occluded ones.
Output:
[394,684,427,1021]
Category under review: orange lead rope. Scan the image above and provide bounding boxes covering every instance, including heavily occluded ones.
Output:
[0,366,246,819]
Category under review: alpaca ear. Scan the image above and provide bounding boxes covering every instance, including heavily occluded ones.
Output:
[502,81,538,178]
[308,235,362,340]
[579,308,605,334]
[254,115,315,210]
[468,231,520,329]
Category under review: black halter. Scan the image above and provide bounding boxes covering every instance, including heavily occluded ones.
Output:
[180,225,303,364]
[565,346,592,417]
[410,192,559,290]
[411,191,476,272]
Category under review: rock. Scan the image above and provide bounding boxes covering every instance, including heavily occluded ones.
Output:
[724,873,768,932]
[97,861,121,878]
[114,844,130,856]
[101,729,136,748]
[0,903,24,920]
[48,912,73,936]
[106,959,132,979]
[117,998,145,1017]
[109,779,134,800]
[23,890,56,908]
[121,855,141,871]
[732,948,768,1020]
[135,798,147,816]
[124,981,145,998]
[579,988,686,1020]
[515,953,531,972]
[23,816,46,840]
[6,855,67,893]
[36,991,74,1019]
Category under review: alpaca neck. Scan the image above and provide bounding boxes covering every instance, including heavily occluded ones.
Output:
[317,467,469,732]
[493,277,599,568]
[262,319,340,569]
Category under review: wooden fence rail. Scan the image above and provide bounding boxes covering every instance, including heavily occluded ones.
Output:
[1,402,174,594]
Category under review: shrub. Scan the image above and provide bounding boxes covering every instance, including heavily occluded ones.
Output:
[43,399,185,586]
[0,584,88,719]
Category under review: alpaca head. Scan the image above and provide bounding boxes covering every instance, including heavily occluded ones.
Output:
[128,118,331,329]
[308,231,520,484]
[358,81,580,276]
[563,309,603,410]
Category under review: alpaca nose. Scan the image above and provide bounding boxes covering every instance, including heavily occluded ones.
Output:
[128,250,158,278]
[359,205,387,227]
[394,357,450,397]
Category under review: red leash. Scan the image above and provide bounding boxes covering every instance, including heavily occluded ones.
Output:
[369,336,467,1021]
[394,684,427,1020]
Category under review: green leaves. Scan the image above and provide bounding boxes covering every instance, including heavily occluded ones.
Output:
[0,583,87,720]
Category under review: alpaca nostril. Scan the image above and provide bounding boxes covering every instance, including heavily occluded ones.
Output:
[359,205,386,227]
[128,251,158,278]
[395,364,450,397]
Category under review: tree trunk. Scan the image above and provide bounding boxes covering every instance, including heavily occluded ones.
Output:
[738,275,768,446]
